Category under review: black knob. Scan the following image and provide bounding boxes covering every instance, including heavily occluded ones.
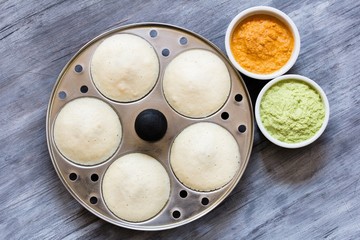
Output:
[135,109,167,142]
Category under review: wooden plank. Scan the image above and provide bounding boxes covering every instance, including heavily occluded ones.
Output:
[0,0,359,239]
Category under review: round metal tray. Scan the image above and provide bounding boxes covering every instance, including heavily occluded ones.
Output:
[46,23,254,230]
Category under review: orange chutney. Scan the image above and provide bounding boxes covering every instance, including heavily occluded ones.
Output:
[230,14,294,74]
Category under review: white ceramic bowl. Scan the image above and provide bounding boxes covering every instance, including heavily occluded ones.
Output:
[255,74,330,148]
[225,6,301,80]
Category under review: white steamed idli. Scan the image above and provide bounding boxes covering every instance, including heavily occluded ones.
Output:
[91,34,159,102]
[170,122,240,191]
[163,49,230,118]
[102,153,170,222]
[53,97,122,165]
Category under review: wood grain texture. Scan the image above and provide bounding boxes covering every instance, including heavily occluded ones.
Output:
[1,0,359,239]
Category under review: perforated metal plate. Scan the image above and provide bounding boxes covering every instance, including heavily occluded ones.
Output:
[46,23,254,230]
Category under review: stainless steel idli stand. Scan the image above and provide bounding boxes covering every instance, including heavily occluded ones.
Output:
[46,23,254,230]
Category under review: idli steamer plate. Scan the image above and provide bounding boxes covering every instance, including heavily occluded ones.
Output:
[46,23,254,230]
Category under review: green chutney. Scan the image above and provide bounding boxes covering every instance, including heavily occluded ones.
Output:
[260,80,325,143]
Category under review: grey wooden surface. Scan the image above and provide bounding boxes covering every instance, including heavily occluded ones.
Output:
[1,0,359,239]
